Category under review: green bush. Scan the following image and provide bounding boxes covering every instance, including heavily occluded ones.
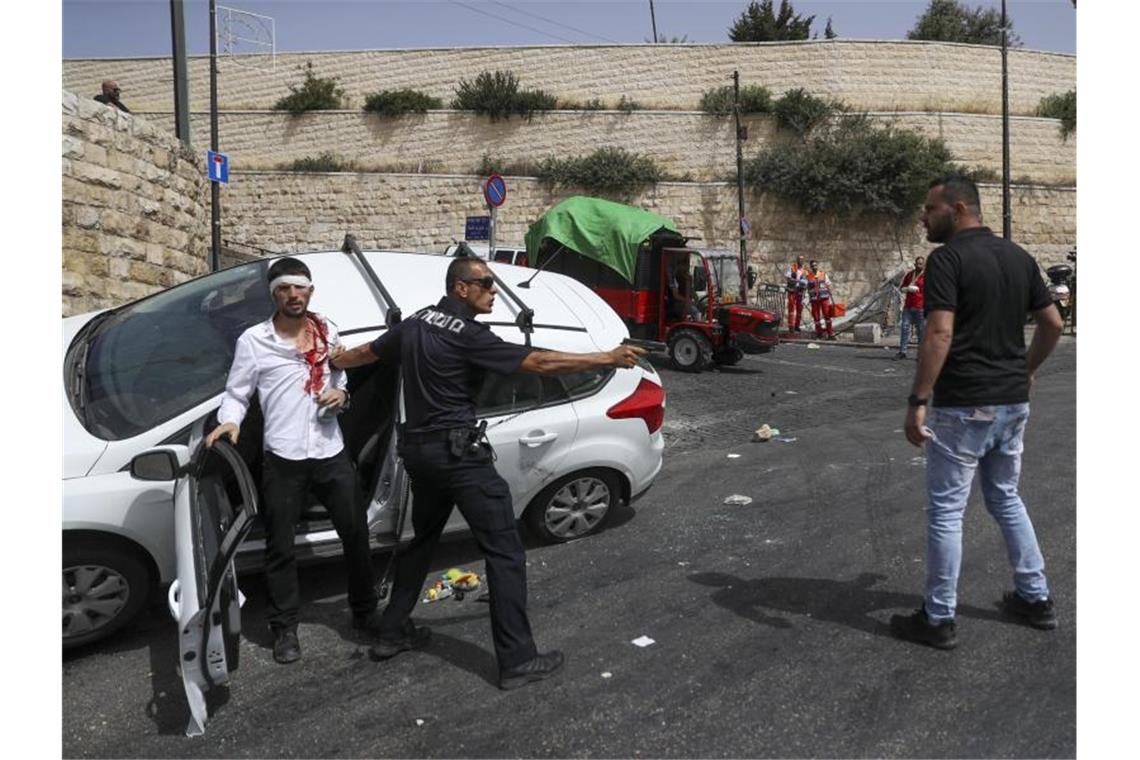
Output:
[561,98,606,111]
[617,96,644,113]
[283,152,359,172]
[362,88,443,116]
[477,153,540,177]
[451,70,557,121]
[700,84,773,116]
[744,115,957,218]
[273,62,346,114]
[537,147,664,196]
[772,88,843,138]
[1035,90,1076,141]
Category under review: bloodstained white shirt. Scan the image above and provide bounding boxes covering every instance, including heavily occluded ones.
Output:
[217,315,348,461]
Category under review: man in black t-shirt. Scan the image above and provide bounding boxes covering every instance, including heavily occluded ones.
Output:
[892,176,1064,650]
[332,257,644,689]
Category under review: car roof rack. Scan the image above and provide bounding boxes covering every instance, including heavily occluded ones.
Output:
[341,234,402,326]
[486,268,535,346]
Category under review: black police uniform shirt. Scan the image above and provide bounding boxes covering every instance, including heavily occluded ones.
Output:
[368,295,535,433]
[923,226,1053,408]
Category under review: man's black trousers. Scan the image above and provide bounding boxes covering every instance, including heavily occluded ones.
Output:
[260,449,378,632]
[378,440,538,670]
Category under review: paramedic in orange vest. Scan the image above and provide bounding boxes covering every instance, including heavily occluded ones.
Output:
[784,256,808,332]
[897,255,926,359]
[807,260,836,340]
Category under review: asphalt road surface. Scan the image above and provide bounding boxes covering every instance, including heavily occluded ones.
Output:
[62,336,1077,758]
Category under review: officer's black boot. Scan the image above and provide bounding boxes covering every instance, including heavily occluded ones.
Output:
[499,650,565,690]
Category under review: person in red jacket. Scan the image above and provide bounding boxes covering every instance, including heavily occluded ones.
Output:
[806,260,835,340]
[784,256,808,332]
[897,256,926,359]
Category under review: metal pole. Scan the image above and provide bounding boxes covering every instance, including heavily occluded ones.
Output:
[209,0,221,271]
[489,203,497,259]
[649,0,659,43]
[733,70,748,301]
[1001,0,1011,240]
[170,0,191,148]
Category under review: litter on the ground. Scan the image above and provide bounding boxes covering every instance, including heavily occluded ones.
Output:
[422,567,482,602]
[807,343,821,349]
[785,390,799,395]
[677,561,690,567]
[415,719,425,727]
[601,672,613,679]
[632,636,656,648]
[724,494,753,506]
[775,437,797,444]
[752,424,780,442]
[727,453,741,459]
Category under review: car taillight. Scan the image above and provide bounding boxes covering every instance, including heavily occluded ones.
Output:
[606,378,666,434]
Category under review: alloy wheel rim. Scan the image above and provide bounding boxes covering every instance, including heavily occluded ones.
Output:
[545,477,611,539]
[675,338,698,365]
[62,564,131,639]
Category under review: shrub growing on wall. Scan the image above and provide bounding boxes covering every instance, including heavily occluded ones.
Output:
[1035,90,1076,141]
[772,88,844,138]
[700,84,773,116]
[273,62,346,114]
[362,89,443,116]
[537,147,665,196]
[451,70,557,121]
[744,115,957,218]
[283,152,359,172]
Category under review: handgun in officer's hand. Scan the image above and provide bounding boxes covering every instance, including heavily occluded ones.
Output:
[610,344,648,368]
[621,337,667,353]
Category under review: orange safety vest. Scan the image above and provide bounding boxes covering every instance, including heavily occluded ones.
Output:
[807,270,831,301]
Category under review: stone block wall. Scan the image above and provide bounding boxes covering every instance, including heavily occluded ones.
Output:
[62,91,209,316]
[220,172,1075,305]
[133,109,1075,185]
[63,40,1074,114]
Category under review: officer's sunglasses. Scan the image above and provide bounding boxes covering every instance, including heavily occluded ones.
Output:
[461,276,495,290]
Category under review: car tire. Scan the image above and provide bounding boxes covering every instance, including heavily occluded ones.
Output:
[524,469,621,544]
[668,328,713,373]
[63,536,153,650]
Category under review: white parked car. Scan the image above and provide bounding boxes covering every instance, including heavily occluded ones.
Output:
[62,245,665,661]
[443,241,530,267]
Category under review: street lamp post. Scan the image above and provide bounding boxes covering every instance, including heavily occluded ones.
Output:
[208,0,221,271]
[1001,0,1011,240]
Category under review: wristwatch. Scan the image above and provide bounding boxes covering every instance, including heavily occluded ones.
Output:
[907,394,928,408]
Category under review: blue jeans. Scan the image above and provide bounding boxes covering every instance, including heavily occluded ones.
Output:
[899,308,925,354]
[924,403,1050,622]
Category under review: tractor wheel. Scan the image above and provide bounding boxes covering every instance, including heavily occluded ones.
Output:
[668,328,714,372]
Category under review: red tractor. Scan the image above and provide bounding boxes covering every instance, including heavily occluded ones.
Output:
[525,197,780,372]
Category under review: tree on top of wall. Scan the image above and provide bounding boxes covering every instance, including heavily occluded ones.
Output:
[907,0,1022,47]
[728,0,815,42]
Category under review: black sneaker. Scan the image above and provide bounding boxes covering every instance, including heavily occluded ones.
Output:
[895,351,907,360]
[351,609,384,636]
[1002,591,1058,630]
[499,650,565,690]
[890,607,958,650]
[368,620,432,661]
[272,628,302,664]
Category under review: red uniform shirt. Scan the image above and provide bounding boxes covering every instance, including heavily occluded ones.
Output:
[901,269,925,310]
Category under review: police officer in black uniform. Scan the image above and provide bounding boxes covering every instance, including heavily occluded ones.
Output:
[331,256,645,690]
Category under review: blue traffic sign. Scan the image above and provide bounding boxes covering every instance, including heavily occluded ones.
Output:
[207,150,229,184]
[465,215,491,241]
[484,174,507,208]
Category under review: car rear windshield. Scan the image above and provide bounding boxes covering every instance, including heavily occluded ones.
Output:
[66,261,272,441]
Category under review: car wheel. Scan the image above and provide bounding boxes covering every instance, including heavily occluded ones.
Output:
[63,537,152,650]
[525,469,621,544]
[668,328,713,372]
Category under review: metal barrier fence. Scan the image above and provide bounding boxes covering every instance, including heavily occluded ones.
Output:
[753,283,786,323]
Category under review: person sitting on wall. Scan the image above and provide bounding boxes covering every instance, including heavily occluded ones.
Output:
[94,80,130,113]
[666,257,701,321]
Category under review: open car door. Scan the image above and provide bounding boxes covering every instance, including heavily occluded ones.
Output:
[169,438,258,737]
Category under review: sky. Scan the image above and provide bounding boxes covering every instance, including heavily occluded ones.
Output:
[62,0,1076,59]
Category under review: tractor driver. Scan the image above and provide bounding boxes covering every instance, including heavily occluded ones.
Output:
[667,256,701,321]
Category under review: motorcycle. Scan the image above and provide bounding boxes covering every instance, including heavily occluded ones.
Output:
[1046,249,1075,326]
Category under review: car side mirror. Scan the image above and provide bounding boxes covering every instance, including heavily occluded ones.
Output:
[747,266,757,289]
[130,450,179,481]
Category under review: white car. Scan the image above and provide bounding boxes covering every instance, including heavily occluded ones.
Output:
[443,241,530,267]
[62,245,666,662]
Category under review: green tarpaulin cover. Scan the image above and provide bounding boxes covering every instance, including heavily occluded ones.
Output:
[524,196,678,284]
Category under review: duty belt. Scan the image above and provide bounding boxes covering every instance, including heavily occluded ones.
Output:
[400,426,472,444]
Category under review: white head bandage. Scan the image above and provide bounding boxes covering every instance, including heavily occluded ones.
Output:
[269,274,312,293]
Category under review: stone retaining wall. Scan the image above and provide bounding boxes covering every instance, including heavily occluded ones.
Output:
[220,172,1075,304]
[63,40,1074,114]
[134,109,1075,184]
[62,91,209,316]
